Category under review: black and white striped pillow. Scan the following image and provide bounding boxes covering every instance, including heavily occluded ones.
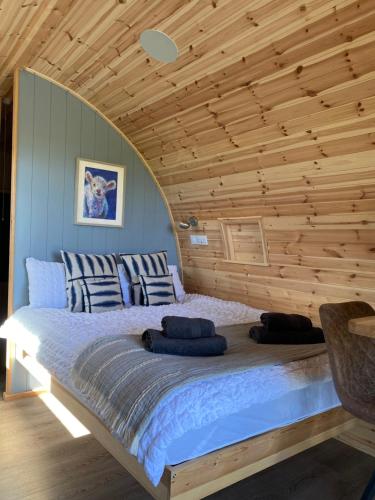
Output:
[61,251,118,312]
[119,251,168,304]
[139,274,176,306]
[131,283,144,306]
[80,277,123,313]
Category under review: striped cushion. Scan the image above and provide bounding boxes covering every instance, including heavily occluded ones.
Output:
[61,251,118,312]
[131,283,144,306]
[80,277,123,313]
[139,274,176,306]
[119,251,168,305]
[119,251,168,283]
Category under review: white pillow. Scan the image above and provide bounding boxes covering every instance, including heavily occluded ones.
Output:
[26,258,67,308]
[117,263,131,306]
[168,264,185,302]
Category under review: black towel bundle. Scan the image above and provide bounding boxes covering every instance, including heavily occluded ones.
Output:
[142,329,227,356]
[142,316,227,356]
[260,312,312,332]
[161,316,215,339]
[250,312,324,344]
[250,325,324,344]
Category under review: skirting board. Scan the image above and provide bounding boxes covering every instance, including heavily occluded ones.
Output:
[49,378,354,500]
[3,389,47,401]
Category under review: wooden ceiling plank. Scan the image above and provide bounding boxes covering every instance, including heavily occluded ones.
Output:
[106,0,357,119]
[162,166,375,205]
[79,0,264,103]
[34,1,125,80]
[146,72,375,179]
[157,130,375,190]
[123,30,375,134]
[136,89,375,157]
[171,184,375,212]
[0,0,64,96]
[86,0,308,115]
[14,1,88,75]
[71,0,198,98]
[146,108,375,169]
[150,126,375,178]
[62,0,183,90]
[163,149,375,197]
[120,0,374,133]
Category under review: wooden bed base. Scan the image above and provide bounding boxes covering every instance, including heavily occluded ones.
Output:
[4,345,354,498]
[49,377,353,500]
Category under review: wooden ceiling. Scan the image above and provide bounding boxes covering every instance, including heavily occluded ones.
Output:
[1,0,375,318]
[1,1,373,138]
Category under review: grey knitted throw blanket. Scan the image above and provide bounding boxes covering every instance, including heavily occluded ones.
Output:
[71,323,326,454]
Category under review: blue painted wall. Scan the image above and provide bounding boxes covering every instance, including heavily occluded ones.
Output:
[12,70,179,310]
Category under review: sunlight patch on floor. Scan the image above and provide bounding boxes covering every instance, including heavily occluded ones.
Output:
[39,392,90,438]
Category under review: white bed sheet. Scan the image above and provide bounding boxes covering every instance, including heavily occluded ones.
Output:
[0,294,339,485]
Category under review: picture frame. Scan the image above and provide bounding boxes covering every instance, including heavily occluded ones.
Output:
[75,158,126,228]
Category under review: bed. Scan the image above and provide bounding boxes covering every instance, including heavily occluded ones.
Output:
[1,294,354,499]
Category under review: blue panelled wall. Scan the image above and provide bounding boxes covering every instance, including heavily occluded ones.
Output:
[13,70,179,310]
[9,70,179,393]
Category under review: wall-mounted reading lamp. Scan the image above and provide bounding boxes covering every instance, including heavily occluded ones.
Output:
[178,216,199,230]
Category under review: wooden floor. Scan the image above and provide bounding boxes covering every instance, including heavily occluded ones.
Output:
[0,398,374,500]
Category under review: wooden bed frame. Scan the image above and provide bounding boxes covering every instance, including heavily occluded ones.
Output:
[4,342,355,499]
[49,378,353,500]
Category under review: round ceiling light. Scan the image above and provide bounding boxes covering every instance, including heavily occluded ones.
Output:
[140,29,178,63]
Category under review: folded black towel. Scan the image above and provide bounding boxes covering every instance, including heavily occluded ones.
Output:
[142,329,227,356]
[161,316,216,339]
[260,312,312,332]
[249,325,325,344]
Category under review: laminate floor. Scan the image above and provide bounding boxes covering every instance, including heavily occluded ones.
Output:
[0,398,374,500]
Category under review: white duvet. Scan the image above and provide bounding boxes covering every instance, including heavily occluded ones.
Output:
[0,294,334,486]
[1,294,263,383]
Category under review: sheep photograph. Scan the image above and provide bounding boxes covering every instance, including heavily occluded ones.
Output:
[84,168,117,220]
[75,158,125,227]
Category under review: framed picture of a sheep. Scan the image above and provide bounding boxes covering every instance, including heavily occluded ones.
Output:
[75,158,126,227]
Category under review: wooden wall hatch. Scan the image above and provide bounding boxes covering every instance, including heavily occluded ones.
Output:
[218,216,269,266]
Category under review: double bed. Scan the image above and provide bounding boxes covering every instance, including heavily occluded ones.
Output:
[1,294,353,499]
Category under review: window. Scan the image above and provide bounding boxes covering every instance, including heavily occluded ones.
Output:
[218,216,269,266]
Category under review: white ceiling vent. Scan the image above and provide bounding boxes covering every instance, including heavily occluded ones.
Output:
[140,29,178,63]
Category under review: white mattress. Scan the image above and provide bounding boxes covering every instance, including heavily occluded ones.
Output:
[0,294,339,483]
[165,379,339,464]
